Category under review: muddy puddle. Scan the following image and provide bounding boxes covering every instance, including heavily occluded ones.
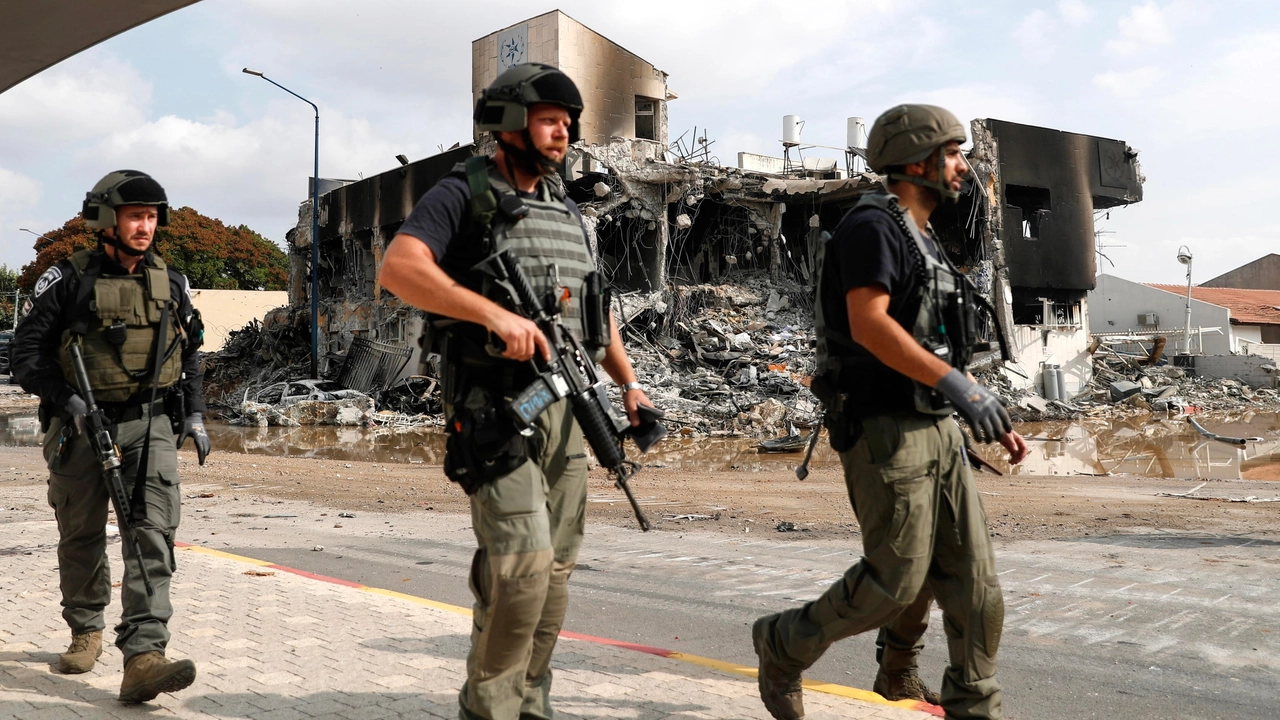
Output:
[3,411,1278,480]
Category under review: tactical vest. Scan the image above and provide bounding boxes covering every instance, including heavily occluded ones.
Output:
[444,157,607,363]
[813,192,973,417]
[58,249,185,402]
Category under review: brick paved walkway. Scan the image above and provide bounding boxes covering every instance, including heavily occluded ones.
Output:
[0,519,934,719]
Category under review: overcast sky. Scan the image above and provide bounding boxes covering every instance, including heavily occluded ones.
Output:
[1,0,1275,285]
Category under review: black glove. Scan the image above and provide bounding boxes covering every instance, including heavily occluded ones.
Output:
[63,394,88,420]
[934,369,1011,444]
[177,412,211,465]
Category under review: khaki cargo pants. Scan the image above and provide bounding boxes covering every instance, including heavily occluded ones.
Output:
[458,399,588,720]
[43,413,182,662]
[755,412,1004,719]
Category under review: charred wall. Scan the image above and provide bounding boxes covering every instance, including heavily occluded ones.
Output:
[986,119,1142,293]
[291,144,474,375]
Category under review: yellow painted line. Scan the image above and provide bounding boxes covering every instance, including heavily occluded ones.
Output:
[178,544,273,566]
[662,650,934,713]
[361,586,472,617]
[175,543,937,716]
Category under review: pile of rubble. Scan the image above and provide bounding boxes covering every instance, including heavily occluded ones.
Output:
[613,271,818,437]
[201,313,311,407]
[1002,352,1280,423]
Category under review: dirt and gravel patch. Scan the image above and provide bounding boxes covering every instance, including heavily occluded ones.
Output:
[3,442,1277,543]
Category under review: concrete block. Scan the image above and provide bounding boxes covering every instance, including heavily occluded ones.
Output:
[1109,380,1142,401]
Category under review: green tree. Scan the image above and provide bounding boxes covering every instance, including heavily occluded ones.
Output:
[18,207,288,292]
[0,264,18,330]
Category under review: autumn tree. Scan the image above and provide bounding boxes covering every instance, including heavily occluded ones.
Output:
[18,208,288,292]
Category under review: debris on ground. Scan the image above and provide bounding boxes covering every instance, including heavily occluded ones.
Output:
[990,348,1280,423]
[201,274,1279,435]
[610,272,819,437]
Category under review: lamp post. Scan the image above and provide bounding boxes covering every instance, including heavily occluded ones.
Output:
[242,68,321,379]
[1177,245,1193,354]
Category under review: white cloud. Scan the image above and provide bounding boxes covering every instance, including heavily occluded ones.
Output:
[900,85,1038,130]
[1164,30,1280,133]
[0,52,150,158]
[1093,66,1166,94]
[1057,0,1095,26]
[1107,2,1174,56]
[0,167,44,270]
[87,105,426,241]
[1014,10,1056,60]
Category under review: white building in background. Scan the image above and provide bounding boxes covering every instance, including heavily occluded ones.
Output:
[1088,274,1280,356]
[189,289,288,352]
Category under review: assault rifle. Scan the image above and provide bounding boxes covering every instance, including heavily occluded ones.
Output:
[68,343,154,595]
[476,247,663,531]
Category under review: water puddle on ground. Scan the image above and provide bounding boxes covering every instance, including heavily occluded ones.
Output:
[3,411,1278,480]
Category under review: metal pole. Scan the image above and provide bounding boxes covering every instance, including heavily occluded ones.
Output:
[242,69,321,378]
[311,111,320,379]
[1182,256,1193,355]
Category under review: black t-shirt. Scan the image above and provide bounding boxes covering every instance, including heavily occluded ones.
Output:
[397,173,590,294]
[824,205,939,338]
[821,204,942,416]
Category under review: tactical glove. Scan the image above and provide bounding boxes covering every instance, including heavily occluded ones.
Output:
[63,394,88,420]
[934,369,1011,444]
[177,413,211,465]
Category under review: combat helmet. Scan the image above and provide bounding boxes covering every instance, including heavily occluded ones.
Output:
[83,170,170,230]
[867,105,968,201]
[474,63,583,143]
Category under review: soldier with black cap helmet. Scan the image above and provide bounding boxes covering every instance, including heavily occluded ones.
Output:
[379,63,654,720]
[750,105,1029,720]
[11,170,208,703]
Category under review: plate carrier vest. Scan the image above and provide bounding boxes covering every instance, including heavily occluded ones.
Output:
[813,192,977,416]
[58,249,185,402]
[435,156,608,364]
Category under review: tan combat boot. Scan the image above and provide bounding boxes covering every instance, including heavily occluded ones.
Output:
[58,630,103,674]
[118,651,197,704]
[874,669,941,705]
[752,618,805,720]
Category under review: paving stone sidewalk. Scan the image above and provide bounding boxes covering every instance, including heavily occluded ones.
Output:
[0,519,932,720]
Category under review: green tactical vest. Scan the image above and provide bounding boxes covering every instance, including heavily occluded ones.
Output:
[58,249,185,402]
[462,158,607,362]
[813,191,969,416]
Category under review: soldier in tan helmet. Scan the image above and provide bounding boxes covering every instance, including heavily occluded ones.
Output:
[751,105,1028,720]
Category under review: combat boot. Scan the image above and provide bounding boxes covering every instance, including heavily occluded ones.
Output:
[874,669,941,705]
[58,630,103,674]
[118,651,196,704]
[751,618,804,720]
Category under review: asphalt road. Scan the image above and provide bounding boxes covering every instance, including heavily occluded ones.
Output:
[215,508,1280,720]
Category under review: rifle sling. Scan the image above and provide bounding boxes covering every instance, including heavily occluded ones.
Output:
[129,300,170,523]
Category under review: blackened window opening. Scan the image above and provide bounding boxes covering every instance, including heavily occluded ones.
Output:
[1005,185,1051,241]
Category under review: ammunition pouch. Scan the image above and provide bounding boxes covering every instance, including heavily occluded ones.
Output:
[440,342,530,494]
[443,403,527,495]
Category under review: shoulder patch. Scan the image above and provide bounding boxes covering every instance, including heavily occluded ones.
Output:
[33,266,62,298]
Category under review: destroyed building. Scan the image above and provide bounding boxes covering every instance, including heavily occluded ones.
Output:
[263,14,1145,432]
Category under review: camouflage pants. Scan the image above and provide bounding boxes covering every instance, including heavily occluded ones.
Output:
[755,412,1004,719]
[43,413,181,663]
[458,399,587,720]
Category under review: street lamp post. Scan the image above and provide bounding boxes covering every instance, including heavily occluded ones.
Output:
[1177,245,1193,354]
[242,68,321,379]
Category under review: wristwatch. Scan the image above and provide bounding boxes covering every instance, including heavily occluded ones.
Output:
[620,381,644,393]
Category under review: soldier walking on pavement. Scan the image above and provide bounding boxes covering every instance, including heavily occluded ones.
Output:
[12,170,210,703]
[751,105,1030,720]
[378,64,654,720]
